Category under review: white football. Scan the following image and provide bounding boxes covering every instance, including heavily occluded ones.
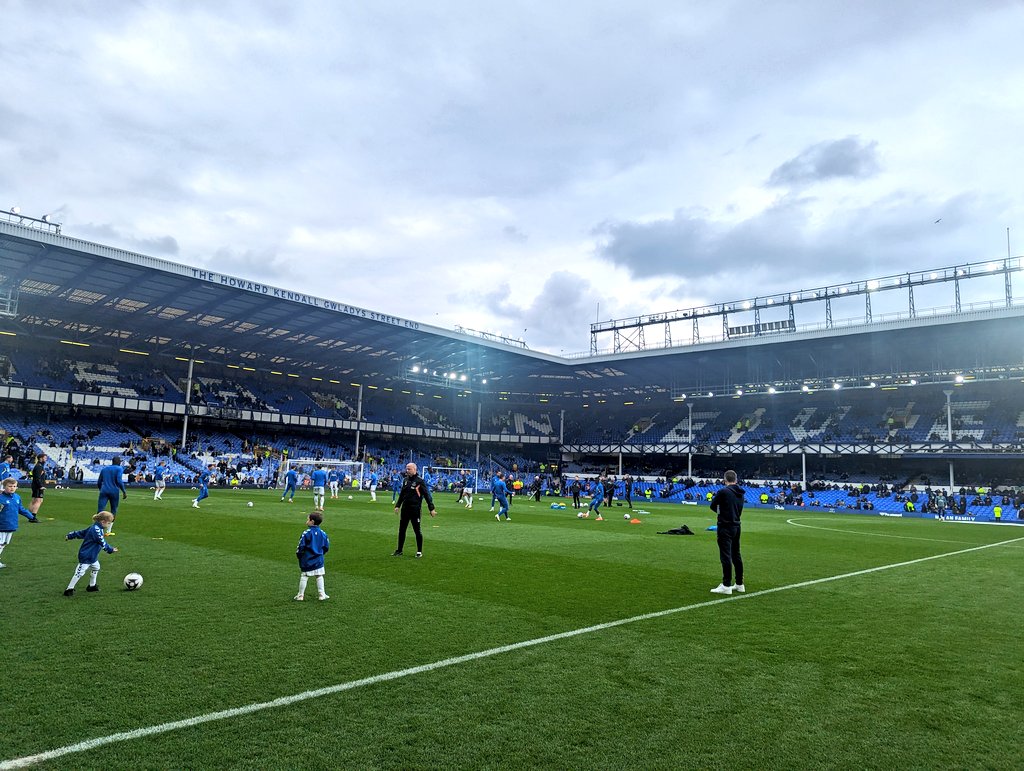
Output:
[348,495,354,500]
[577,512,584,519]
[624,512,631,520]
[246,501,254,507]
[123,572,144,591]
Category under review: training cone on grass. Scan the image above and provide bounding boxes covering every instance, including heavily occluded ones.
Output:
[630,517,642,524]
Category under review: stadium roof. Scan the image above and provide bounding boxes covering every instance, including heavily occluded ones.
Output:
[2,219,1023,402]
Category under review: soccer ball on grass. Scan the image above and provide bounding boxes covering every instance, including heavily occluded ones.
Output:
[624,512,631,520]
[123,573,144,591]
[246,501,254,508]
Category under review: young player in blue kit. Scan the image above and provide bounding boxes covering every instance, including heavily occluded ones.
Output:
[192,465,214,509]
[153,463,167,501]
[64,512,118,596]
[310,467,328,512]
[96,456,127,534]
[368,470,379,502]
[0,477,39,569]
[281,468,298,503]
[493,474,510,522]
[584,477,606,520]
[327,468,340,499]
[294,511,330,601]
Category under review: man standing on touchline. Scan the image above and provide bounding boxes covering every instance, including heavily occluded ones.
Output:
[393,462,436,559]
[709,469,745,596]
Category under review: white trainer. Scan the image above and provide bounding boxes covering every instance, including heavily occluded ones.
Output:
[710,584,733,595]
[293,595,304,601]
[318,594,330,601]
[734,584,746,593]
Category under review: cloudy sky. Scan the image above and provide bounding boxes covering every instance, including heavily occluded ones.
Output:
[3,0,1023,354]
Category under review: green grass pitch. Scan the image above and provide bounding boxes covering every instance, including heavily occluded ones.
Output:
[2,486,1021,769]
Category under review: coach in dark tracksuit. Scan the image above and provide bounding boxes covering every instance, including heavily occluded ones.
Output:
[709,470,745,595]
[393,462,436,558]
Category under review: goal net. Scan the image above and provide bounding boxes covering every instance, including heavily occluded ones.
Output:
[278,458,364,490]
[425,466,479,495]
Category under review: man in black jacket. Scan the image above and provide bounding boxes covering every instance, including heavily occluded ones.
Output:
[709,470,745,595]
[393,462,436,558]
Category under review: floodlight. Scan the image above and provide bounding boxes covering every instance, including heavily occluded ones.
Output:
[767,386,776,394]
[832,382,841,390]
[869,381,877,388]
[801,385,810,392]
[411,365,419,373]
[735,389,743,396]
[954,374,964,383]
[910,379,918,385]
[459,374,467,381]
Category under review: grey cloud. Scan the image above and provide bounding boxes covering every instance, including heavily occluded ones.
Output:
[595,192,1000,293]
[768,137,881,187]
[486,271,600,353]
[74,223,180,256]
[502,225,528,243]
[208,245,287,279]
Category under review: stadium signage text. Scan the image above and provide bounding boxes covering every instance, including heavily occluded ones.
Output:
[191,269,421,329]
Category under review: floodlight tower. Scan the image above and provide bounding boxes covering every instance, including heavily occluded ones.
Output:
[944,389,955,492]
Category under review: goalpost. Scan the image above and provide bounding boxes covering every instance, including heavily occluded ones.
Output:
[425,466,480,495]
[278,458,365,490]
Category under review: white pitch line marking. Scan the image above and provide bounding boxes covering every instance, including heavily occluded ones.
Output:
[785,517,977,544]
[4,535,1023,770]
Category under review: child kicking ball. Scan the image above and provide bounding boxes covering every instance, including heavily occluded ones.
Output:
[64,512,118,596]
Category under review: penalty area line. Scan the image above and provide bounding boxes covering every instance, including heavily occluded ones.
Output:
[4,534,1023,769]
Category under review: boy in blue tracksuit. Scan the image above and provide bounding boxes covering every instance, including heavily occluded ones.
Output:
[294,512,330,601]
[0,477,39,568]
[391,470,402,503]
[281,468,298,502]
[369,471,379,502]
[192,465,214,509]
[64,512,118,596]
[585,477,606,519]
[489,473,503,512]
[493,475,511,521]
[96,456,127,534]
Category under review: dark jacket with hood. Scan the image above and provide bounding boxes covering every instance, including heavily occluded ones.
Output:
[710,484,745,526]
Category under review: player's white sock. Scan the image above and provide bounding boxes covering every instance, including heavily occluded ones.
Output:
[370,491,376,502]
[297,576,309,596]
[88,566,99,587]
[0,544,5,559]
[316,576,325,595]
